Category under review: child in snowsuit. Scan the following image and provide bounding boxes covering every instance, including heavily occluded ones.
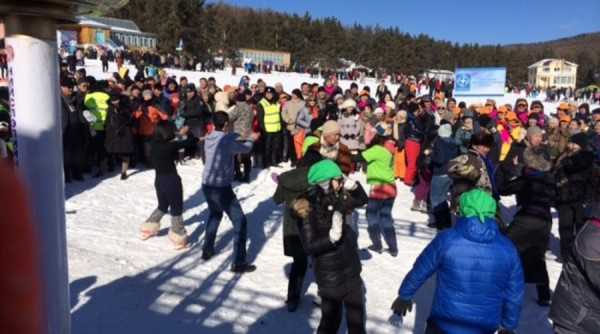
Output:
[140,121,198,249]
[293,159,368,334]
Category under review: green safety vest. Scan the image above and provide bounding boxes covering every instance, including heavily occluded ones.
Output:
[260,99,281,133]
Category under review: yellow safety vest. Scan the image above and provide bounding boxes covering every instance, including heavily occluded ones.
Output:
[84,92,110,131]
[260,99,282,133]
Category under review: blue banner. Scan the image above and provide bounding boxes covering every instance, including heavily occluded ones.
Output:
[454,67,506,96]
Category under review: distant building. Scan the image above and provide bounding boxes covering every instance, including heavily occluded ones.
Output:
[528,59,578,89]
[239,48,291,67]
[58,16,157,50]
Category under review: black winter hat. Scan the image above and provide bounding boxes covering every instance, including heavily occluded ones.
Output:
[186,83,196,92]
[265,87,276,95]
[60,76,75,88]
[291,89,303,99]
[470,131,495,148]
[570,132,589,149]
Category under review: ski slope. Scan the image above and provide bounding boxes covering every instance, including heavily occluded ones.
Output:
[66,60,577,333]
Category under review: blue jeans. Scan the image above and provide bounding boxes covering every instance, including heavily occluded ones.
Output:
[365,198,397,252]
[430,175,451,209]
[202,184,248,265]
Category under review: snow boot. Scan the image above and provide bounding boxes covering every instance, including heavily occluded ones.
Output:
[140,209,164,240]
[367,225,383,253]
[383,228,398,257]
[168,215,188,250]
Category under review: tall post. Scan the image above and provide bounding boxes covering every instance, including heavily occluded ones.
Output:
[4,14,70,334]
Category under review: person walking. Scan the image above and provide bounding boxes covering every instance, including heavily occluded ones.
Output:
[201,112,258,273]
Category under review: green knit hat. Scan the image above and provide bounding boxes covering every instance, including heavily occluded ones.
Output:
[308,159,343,185]
[459,189,496,223]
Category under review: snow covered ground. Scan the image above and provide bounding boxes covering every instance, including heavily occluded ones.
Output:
[66,60,580,333]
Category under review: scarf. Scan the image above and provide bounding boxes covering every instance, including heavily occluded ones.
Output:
[319,137,339,161]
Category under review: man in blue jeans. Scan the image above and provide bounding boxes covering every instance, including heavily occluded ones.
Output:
[202,111,258,273]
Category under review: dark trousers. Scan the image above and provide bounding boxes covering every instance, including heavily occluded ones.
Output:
[507,214,551,285]
[234,153,252,182]
[102,61,109,72]
[317,281,366,334]
[424,320,444,334]
[557,203,584,260]
[366,198,398,252]
[155,173,183,216]
[90,131,107,172]
[282,130,297,164]
[202,184,248,265]
[263,132,282,168]
[287,253,308,303]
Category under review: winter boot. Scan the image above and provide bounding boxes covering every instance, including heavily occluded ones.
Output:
[383,228,399,257]
[417,200,429,213]
[168,215,188,250]
[140,209,164,240]
[536,284,551,306]
[367,225,383,253]
[410,199,420,212]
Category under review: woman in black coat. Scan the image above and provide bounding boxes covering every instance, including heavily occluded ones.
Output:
[293,160,368,334]
[272,167,311,312]
[105,93,135,180]
[62,85,89,182]
[550,215,600,333]
[500,146,556,306]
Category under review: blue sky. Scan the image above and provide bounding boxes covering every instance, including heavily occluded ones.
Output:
[216,0,600,45]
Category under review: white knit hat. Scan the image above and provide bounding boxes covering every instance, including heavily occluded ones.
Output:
[341,99,357,110]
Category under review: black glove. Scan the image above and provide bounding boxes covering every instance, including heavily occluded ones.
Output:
[390,296,413,316]
[497,329,515,334]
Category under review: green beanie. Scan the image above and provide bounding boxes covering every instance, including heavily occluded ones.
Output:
[459,189,497,223]
[308,159,342,185]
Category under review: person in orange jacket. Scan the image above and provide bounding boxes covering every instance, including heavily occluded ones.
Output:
[133,88,169,165]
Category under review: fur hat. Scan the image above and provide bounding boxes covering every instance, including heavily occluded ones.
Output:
[321,120,341,136]
[526,126,543,138]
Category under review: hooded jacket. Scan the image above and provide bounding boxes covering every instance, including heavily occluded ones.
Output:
[399,215,524,334]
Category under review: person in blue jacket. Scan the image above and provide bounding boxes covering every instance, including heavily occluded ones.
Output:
[391,189,524,334]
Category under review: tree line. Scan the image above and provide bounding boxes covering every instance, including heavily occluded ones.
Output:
[113,0,600,87]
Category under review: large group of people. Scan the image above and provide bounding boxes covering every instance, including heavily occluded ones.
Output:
[3,52,598,333]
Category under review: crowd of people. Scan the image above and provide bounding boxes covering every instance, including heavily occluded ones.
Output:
[4,53,595,333]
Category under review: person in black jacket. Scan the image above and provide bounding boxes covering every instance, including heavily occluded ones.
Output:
[139,121,198,249]
[549,173,600,334]
[555,133,595,261]
[104,93,135,180]
[429,123,459,229]
[273,167,311,312]
[61,77,89,182]
[179,84,210,161]
[292,159,368,334]
[500,145,556,306]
